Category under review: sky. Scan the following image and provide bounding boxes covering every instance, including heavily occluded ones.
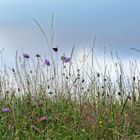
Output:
[0,0,140,69]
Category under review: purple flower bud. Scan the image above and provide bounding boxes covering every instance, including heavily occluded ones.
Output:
[44,59,50,66]
[2,108,11,113]
[52,47,58,52]
[65,57,71,63]
[23,53,30,59]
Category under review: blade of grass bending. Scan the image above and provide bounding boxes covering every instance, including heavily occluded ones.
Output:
[121,91,131,114]
[130,47,140,52]
[33,18,53,61]
[69,44,75,77]
[33,18,49,48]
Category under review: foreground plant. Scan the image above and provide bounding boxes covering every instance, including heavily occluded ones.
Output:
[0,37,140,139]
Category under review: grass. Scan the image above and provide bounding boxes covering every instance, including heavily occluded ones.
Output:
[0,49,140,140]
[0,20,140,139]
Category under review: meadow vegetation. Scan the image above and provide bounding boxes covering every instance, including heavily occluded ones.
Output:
[0,20,140,140]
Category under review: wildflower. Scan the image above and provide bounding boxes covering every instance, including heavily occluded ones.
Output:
[2,108,11,113]
[23,53,30,59]
[36,54,41,58]
[65,57,71,63]
[37,116,47,123]
[52,47,58,52]
[44,59,50,66]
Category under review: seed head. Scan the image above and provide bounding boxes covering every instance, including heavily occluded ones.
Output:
[36,54,41,58]
[82,79,85,83]
[52,47,58,52]
[61,56,66,61]
[12,68,15,73]
[97,73,100,77]
[118,92,121,96]
[23,53,30,59]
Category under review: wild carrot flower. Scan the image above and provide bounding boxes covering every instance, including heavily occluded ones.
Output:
[2,108,11,113]
[23,53,30,59]
[44,59,50,66]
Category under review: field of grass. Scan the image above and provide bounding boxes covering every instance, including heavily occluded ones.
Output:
[0,46,140,140]
[0,21,140,139]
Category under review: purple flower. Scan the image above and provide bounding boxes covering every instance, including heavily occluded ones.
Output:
[23,53,30,59]
[65,57,71,63]
[44,59,50,66]
[2,108,11,113]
